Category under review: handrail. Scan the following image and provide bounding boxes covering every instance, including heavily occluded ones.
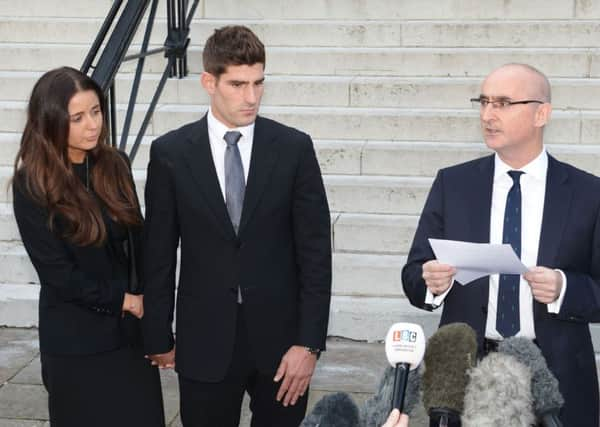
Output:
[81,0,199,162]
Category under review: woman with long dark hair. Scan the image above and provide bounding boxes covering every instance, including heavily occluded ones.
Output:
[12,66,165,426]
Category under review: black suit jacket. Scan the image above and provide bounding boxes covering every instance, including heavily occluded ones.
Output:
[141,115,332,381]
[13,152,142,355]
[402,154,600,426]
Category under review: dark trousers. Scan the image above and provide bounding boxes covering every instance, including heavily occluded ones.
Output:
[178,306,308,427]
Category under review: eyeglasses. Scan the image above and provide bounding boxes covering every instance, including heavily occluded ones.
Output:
[470,97,545,110]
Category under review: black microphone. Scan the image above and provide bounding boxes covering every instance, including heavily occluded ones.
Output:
[300,392,360,427]
[462,351,536,426]
[497,338,564,427]
[361,365,422,426]
[422,322,478,427]
[384,323,426,415]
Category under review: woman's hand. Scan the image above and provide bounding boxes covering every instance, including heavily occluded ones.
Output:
[122,293,144,319]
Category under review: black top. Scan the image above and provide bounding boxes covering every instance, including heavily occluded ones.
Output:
[13,155,142,355]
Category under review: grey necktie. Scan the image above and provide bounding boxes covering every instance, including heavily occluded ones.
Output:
[224,131,245,234]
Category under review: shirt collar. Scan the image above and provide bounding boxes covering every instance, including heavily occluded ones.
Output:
[207,107,255,144]
[494,148,548,182]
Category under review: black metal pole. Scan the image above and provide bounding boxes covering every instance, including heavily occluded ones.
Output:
[109,82,117,148]
[120,0,160,151]
[81,0,123,74]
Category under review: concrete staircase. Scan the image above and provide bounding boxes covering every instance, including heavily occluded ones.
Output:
[2,0,600,348]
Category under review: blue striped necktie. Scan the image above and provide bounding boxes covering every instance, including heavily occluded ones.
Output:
[496,170,524,338]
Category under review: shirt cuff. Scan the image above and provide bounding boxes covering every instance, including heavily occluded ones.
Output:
[547,269,567,314]
[424,281,454,309]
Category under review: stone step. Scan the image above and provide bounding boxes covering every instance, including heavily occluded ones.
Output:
[5,127,600,177]
[6,277,600,350]
[350,76,600,110]
[6,72,600,111]
[0,72,352,107]
[359,142,600,177]
[2,44,600,77]
[0,238,406,293]
[0,199,419,255]
[4,17,600,48]
[151,105,589,144]
[2,0,593,20]
[0,0,172,18]
[334,214,418,254]
[1,167,435,215]
[0,281,432,342]
[203,0,594,21]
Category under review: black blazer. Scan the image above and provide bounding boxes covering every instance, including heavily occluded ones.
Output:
[13,153,143,355]
[402,154,600,426]
[141,115,332,381]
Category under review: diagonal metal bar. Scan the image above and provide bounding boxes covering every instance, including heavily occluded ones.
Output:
[120,0,160,151]
[128,58,174,162]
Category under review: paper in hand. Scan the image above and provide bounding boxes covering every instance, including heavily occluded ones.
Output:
[428,238,528,285]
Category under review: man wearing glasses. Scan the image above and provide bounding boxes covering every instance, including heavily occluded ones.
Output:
[402,63,600,426]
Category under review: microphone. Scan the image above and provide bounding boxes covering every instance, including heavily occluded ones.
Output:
[462,352,535,427]
[497,338,564,427]
[422,322,478,427]
[384,323,426,414]
[300,392,360,427]
[361,365,422,427]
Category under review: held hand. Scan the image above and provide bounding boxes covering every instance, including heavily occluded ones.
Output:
[422,260,456,295]
[274,345,317,407]
[523,266,562,304]
[382,409,410,427]
[145,347,176,369]
[122,293,144,319]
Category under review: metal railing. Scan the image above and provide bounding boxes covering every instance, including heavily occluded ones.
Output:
[81,0,200,162]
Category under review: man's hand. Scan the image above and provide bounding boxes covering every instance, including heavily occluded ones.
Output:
[422,260,456,295]
[382,409,410,427]
[145,347,176,369]
[524,266,563,304]
[274,345,317,407]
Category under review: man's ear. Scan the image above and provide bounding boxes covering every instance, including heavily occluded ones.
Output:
[201,71,217,95]
[534,102,552,128]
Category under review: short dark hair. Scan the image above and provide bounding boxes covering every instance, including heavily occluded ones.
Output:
[202,25,265,78]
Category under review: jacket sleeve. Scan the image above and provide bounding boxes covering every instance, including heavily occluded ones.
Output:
[556,202,600,323]
[140,141,179,354]
[292,135,332,351]
[402,169,446,311]
[13,181,126,315]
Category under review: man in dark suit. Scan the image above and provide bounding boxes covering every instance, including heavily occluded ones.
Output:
[141,26,332,426]
[402,63,600,426]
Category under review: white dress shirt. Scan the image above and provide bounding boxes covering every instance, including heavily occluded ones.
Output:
[425,148,567,339]
[206,108,254,199]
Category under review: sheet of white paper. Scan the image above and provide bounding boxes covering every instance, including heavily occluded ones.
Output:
[428,238,528,285]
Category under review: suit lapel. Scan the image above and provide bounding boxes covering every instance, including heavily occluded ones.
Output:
[470,155,495,244]
[468,155,495,302]
[238,116,280,235]
[183,116,236,239]
[537,155,571,267]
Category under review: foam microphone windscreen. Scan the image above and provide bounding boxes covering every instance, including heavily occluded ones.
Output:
[300,392,360,427]
[497,337,564,421]
[422,323,478,417]
[462,352,535,427]
[360,366,422,427]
